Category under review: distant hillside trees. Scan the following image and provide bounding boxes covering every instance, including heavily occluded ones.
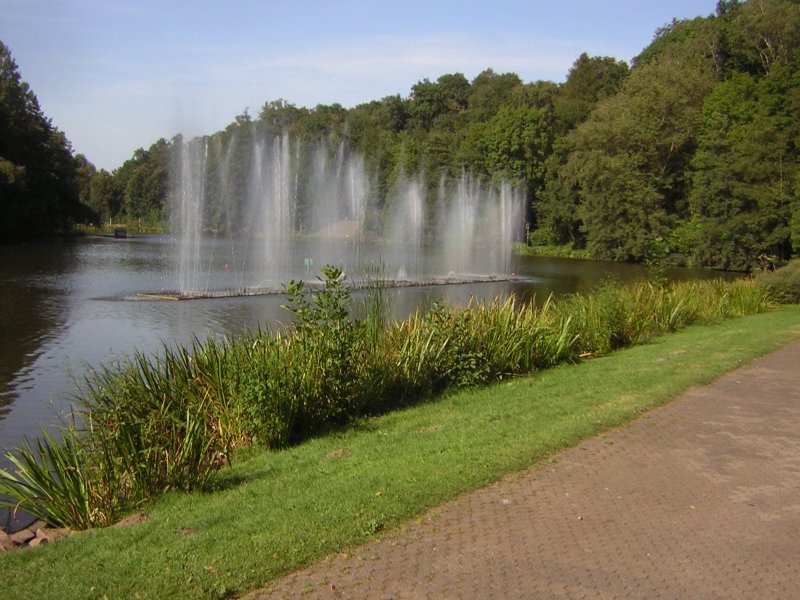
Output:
[535,0,800,269]
[127,0,798,271]
[4,0,799,270]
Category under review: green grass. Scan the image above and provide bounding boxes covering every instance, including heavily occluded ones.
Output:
[513,241,592,260]
[2,305,798,600]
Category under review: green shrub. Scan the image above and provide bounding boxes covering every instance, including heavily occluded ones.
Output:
[227,333,298,448]
[756,259,800,304]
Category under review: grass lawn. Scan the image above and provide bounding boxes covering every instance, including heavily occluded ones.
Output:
[2,305,799,599]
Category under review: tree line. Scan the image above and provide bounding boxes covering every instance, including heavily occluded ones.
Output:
[0,41,88,239]
[2,0,799,270]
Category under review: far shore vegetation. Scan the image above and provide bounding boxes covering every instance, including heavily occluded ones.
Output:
[4,0,800,271]
[513,241,592,261]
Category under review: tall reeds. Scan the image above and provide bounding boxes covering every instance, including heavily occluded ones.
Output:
[0,270,772,529]
[756,259,800,304]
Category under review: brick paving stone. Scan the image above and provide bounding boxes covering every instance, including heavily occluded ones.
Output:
[253,339,800,599]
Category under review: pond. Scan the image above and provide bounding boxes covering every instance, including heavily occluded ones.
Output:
[0,235,731,455]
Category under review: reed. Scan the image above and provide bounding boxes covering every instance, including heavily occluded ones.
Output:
[0,270,772,530]
[756,259,800,304]
[0,427,99,528]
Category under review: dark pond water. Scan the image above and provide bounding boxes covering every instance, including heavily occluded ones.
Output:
[0,235,732,455]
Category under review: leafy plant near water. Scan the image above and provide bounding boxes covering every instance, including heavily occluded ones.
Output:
[0,427,99,528]
[756,259,800,304]
[0,337,242,527]
[0,269,774,530]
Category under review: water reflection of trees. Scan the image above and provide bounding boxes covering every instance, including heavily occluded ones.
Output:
[0,243,76,419]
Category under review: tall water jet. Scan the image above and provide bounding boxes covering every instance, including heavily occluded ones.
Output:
[248,131,295,286]
[495,181,525,274]
[172,137,209,294]
[306,141,369,275]
[440,173,479,275]
[438,173,524,276]
[385,175,425,279]
[170,128,524,298]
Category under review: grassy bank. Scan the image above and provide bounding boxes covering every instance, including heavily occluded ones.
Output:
[73,222,168,236]
[0,273,772,529]
[513,241,592,260]
[0,306,798,599]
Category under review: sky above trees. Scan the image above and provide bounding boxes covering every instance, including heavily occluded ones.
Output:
[1,0,719,170]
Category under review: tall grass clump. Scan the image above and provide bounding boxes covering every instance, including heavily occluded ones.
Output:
[0,268,772,530]
[382,295,578,401]
[0,427,100,528]
[756,259,800,304]
[79,339,241,495]
[0,338,241,528]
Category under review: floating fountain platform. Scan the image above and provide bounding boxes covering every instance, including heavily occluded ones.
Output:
[130,274,531,301]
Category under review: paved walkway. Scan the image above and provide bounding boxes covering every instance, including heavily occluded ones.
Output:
[256,340,800,599]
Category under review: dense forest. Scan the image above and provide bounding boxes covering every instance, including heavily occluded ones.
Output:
[2,0,799,271]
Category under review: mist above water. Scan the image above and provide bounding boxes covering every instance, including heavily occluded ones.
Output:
[171,131,524,295]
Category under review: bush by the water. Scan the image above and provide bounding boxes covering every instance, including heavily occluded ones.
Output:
[756,260,800,305]
[0,269,771,529]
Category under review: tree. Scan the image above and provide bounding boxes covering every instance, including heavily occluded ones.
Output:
[436,73,471,111]
[114,139,170,225]
[554,53,629,131]
[88,169,123,223]
[467,69,523,120]
[721,0,800,75]
[482,106,553,186]
[538,18,718,261]
[258,99,308,136]
[0,40,84,238]
[535,138,585,246]
[510,80,559,112]
[578,152,665,261]
[409,78,449,131]
[689,62,800,269]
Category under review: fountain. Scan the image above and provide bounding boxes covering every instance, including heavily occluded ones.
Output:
[173,137,208,294]
[384,174,424,280]
[152,130,525,300]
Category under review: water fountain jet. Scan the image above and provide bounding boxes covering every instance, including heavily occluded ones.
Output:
[156,132,526,301]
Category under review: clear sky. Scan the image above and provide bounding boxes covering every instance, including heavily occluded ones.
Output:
[1,0,719,171]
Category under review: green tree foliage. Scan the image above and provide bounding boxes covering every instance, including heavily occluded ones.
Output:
[537,1,800,268]
[0,41,86,239]
[409,76,461,131]
[554,53,629,132]
[63,0,799,270]
[482,105,553,186]
[258,99,308,134]
[467,69,523,120]
[690,61,800,269]
[88,169,123,224]
[720,0,800,74]
[538,20,718,260]
[534,139,584,246]
[112,138,171,226]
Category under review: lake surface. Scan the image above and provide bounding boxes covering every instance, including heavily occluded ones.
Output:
[0,235,731,455]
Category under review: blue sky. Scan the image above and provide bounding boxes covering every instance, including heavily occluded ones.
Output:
[1,0,719,170]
